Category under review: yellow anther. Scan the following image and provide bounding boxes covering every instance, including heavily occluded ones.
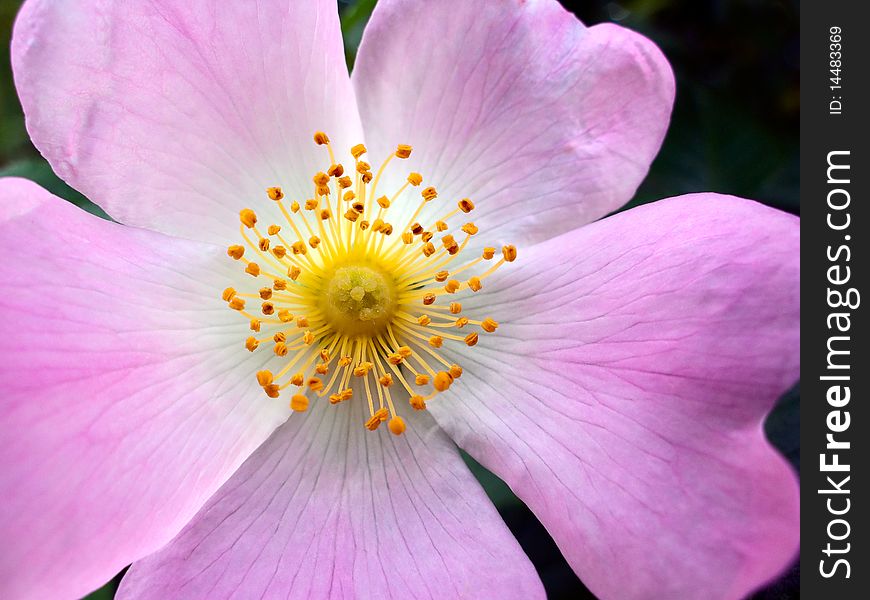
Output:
[402,232,414,244]
[415,374,430,386]
[387,353,403,365]
[313,131,330,145]
[240,209,257,228]
[338,176,352,189]
[381,223,394,236]
[388,416,406,435]
[313,171,330,186]
[481,318,499,333]
[423,293,436,305]
[258,237,271,252]
[249,318,261,332]
[468,276,482,292]
[371,219,384,232]
[278,309,293,322]
[261,302,275,315]
[267,224,281,235]
[274,342,288,356]
[290,200,301,213]
[458,198,475,213]
[273,278,288,291]
[395,144,413,159]
[264,384,280,398]
[227,245,245,260]
[421,231,434,243]
[377,196,391,209]
[256,370,274,386]
[229,297,246,311]
[441,234,456,249]
[305,198,319,211]
[449,302,462,314]
[502,245,518,262]
[398,346,412,358]
[407,172,423,186]
[290,373,304,386]
[421,187,438,201]
[222,287,237,302]
[245,337,259,352]
[418,315,431,326]
[291,241,308,255]
[302,330,315,345]
[434,271,449,282]
[344,209,361,222]
[259,287,273,300]
[288,265,302,280]
[351,143,367,158]
[320,209,332,220]
[433,371,453,392]
[291,394,309,412]
[445,280,460,294]
[315,363,329,375]
[461,222,479,235]
[422,242,436,257]
[296,316,309,328]
[320,349,331,362]
[379,373,394,387]
[272,245,287,259]
[353,363,373,377]
[429,336,443,348]
[266,187,284,201]
[410,395,427,410]
[245,263,261,277]
[273,332,287,343]
[338,356,353,367]
[464,332,479,346]
[435,221,448,232]
[307,377,323,391]
[455,317,469,328]
[449,364,463,379]
[482,247,496,260]
[309,236,321,248]
[356,161,371,173]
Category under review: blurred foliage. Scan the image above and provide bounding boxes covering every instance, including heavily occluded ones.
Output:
[1,1,798,599]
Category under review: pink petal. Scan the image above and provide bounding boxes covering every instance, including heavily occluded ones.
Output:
[352,0,674,247]
[118,386,544,600]
[0,178,291,599]
[12,0,362,244]
[430,194,800,599]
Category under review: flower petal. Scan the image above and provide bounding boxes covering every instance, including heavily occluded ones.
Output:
[0,178,291,599]
[118,386,544,600]
[430,194,800,599]
[352,0,674,246]
[12,0,362,244]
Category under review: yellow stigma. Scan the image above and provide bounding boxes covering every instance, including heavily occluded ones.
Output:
[223,135,517,434]
[321,264,396,336]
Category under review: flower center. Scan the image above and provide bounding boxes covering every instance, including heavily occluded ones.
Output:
[222,132,516,434]
[321,263,396,336]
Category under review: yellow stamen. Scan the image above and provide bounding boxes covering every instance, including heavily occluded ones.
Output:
[222,132,517,432]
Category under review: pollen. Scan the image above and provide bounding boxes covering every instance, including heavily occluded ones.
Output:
[222,132,516,433]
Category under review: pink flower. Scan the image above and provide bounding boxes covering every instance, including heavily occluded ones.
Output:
[1,1,798,599]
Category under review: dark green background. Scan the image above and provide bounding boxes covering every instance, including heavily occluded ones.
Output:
[0,1,799,598]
